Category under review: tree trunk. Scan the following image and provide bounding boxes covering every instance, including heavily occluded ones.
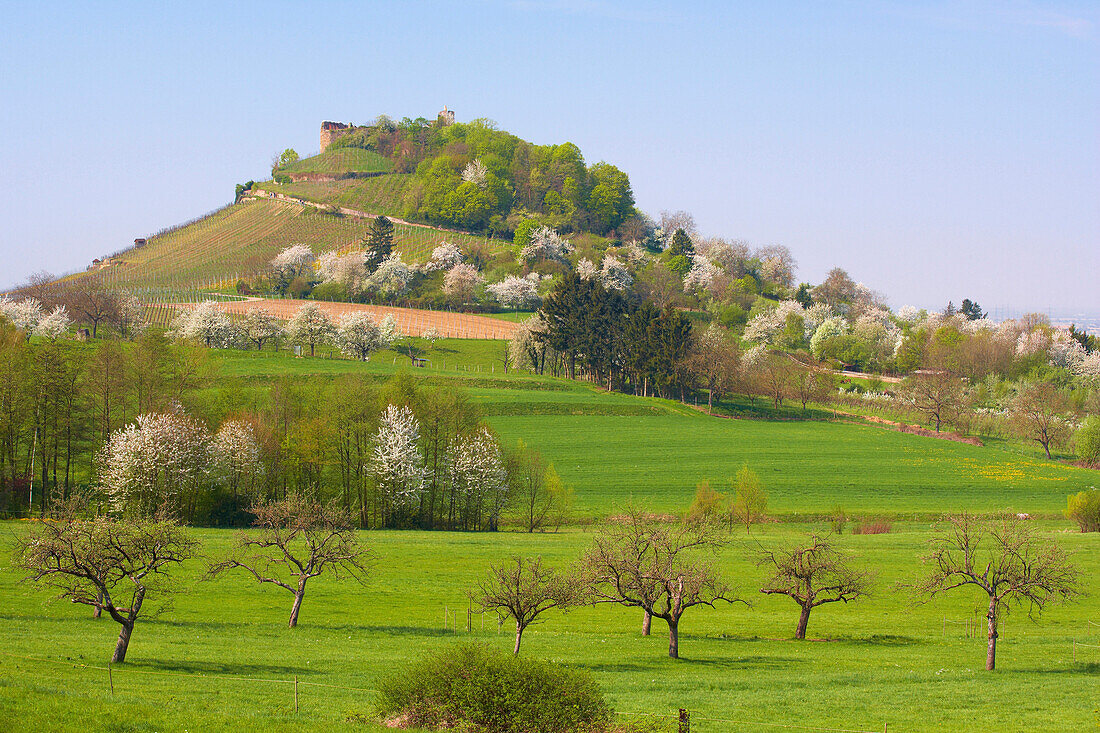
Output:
[986,600,998,671]
[642,610,651,636]
[289,589,305,628]
[112,621,134,663]
[514,622,524,655]
[795,603,811,640]
[93,590,103,619]
[667,617,679,658]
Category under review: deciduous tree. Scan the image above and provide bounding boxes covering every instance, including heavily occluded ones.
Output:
[474,556,577,654]
[914,513,1078,670]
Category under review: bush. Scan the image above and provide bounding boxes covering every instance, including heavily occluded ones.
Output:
[1075,416,1100,465]
[851,520,892,535]
[1066,489,1100,533]
[830,505,848,535]
[376,643,612,732]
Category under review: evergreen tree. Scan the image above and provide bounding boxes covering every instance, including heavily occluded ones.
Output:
[364,216,395,273]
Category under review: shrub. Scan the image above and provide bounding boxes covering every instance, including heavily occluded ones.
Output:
[1066,489,1100,533]
[851,520,892,535]
[1075,416,1100,465]
[376,643,612,732]
[830,505,848,535]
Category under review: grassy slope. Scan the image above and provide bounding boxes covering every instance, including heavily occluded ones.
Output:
[211,348,1098,517]
[78,199,510,293]
[281,148,393,175]
[0,523,1096,732]
[260,174,415,219]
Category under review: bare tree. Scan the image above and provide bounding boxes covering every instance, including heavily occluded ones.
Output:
[474,556,577,654]
[1009,382,1071,459]
[758,534,871,639]
[60,280,120,338]
[791,364,834,414]
[582,509,743,658]
[208,494,368,628]
[905,371,963,432]
[14,501,197,663]
[687,323,739,412]
[914,513,1079,670]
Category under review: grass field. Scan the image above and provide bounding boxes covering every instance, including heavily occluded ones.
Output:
[281,149,394,176]
[203,347,1099,518]
[261,174,415,219]
[1,522,1097,732]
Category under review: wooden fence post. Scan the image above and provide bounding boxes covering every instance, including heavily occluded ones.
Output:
[107,662,114,695]
[678,708,689,733]
[294,674,299,714]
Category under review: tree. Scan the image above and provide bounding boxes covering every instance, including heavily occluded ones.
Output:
[904,371,963,432]
[271,148,299,177]
[285,302,335,357]
[474,556,576,654]
[687,323,738,412]
[758,534,871,639]
[15,501,197,663]
[211,419,263,503]
[209,494,368,628]
[336,311,389,361]
[450,426,509,531]
[791,364,834,414]
[730,465,767,532]
[582,508,741,658]
[443,263,485,306]
[34,305,71,341]
[667,228,694,259]
[370,404,427,527]
[1009,381,1071,459]
[241,308,280,351]
[960,299,985,321]
[488,274,540,311]
[506,441,570,532]
[364,216,395,272]
[1065,489,1100,532]
[60,281,120,338]
[271,244,315,287]
[171,301,237,348]
[915,513,1078,670]
[1075,416,1100,465]
[812,268,857,312]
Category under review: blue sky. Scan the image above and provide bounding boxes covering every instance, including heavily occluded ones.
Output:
[1,0,1096,315]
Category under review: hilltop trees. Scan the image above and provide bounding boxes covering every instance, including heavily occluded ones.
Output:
[915,514,1078,670]
[209,494,369,628]
[16,500,197,662]
[759,534,871,639]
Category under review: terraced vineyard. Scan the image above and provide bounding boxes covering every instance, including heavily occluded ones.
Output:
[75,197,513,295]
[258,173,414,218]
[280,147,393,176]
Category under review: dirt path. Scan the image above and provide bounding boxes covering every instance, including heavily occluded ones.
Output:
[246,189,473,235]
[179,298,520,340]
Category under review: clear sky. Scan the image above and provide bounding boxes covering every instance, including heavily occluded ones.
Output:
[1,0,1097,315]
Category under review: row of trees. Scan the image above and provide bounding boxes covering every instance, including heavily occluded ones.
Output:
[474,510,1080,671]
[16,501,1079,671]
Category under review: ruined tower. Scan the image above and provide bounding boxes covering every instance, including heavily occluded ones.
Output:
[438,106,455,126]
[320,121,352,153]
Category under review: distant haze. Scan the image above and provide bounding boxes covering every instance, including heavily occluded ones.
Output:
[1,1,1096,317]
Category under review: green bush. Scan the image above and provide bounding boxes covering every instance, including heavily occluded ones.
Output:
[376,643,612,732]
[1066,489,1100,533]
[1074,416,1100,465]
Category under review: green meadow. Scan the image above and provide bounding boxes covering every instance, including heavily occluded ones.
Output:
[1,524,1097,732]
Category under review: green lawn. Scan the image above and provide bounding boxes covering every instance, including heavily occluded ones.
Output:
[1,523,1096,732]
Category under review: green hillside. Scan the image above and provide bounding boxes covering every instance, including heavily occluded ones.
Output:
[79,197,512,294]
[280,147,393,176]
[256,173,415,219]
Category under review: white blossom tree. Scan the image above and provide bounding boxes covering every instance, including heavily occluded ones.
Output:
[271,244,316,283]
[0,296,43,334]
[810,317,848,359]
[336,311,392,361]
[171,301,239,348]
[450,427,509,531]
[488,274,540,310]
[367,253,413,301]
[285,301,335,356]
[115,293,146,338]
[599,255,633,291]
[315,250,367,293]
[461,159,489,187]
[98,410,213,520]
[212,420,263,501]
[520,227,573,264]
[371,404,427,526]
[443,263,484,305]
[575,257,597,280]
[427,241,465,271]
[241,308,280,351]
[33,305,71,341]
[683,254,719,293]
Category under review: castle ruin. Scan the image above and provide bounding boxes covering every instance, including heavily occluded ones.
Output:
[319,108,455,153]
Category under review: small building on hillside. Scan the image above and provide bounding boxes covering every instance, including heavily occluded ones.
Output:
[134,238,147,248]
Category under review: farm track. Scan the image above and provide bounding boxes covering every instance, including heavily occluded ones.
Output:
[181,297,520,340]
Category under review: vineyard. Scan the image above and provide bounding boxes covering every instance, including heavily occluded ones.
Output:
[258,173,414,219]
[72,197,513,298]
[279,147,393,176]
